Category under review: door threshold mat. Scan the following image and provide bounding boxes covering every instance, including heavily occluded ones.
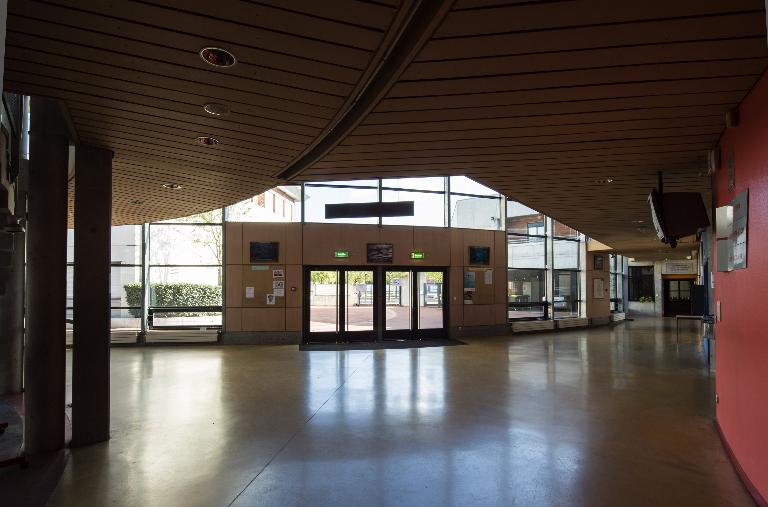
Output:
[300,339,465,351]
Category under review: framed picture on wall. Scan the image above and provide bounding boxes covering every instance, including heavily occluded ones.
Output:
[367,243,393,263]
[594,255,604,271]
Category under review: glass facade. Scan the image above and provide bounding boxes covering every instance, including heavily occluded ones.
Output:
[507,202,585,320]
[147,211,223,328]
[66,225,144,331]
[609,254,628,312]
[231,176,502,229]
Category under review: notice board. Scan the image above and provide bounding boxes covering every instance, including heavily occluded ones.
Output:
[463,267,494,305]
[241,265,286,308]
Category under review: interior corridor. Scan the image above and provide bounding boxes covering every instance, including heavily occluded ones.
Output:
[47,318,750,506]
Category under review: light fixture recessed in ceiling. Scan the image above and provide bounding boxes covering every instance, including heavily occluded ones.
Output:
[199,47,236,68]
[195,136,220,146]
[594,178,614,184]
[129,199,144,205]
[203,103,230,116]
[162,182,183,190]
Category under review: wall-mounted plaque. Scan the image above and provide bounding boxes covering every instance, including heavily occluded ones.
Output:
[716,189,748,271]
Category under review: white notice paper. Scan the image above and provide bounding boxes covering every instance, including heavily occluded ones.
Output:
[245,286,255,299]
[484,270,493,285]
[273,280,285,289]
[266,294,275,305]
[273,288,285,297]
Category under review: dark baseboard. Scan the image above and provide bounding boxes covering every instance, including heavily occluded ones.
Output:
[714,419,767,507]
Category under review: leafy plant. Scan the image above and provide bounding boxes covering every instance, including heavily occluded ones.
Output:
[124,282,221,317]
[638,296,654,303]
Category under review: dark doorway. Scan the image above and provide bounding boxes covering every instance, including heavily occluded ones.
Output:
[663,278,694,316]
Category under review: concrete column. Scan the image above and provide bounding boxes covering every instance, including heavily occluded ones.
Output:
[71,144,112,446]
[0,230,25,394]
[25,97,70,454]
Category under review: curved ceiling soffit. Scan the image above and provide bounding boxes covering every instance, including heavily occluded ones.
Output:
[276,0,456,182]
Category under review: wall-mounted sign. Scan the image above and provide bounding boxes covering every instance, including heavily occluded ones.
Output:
[410,251,425,260]
[662,260,696,275]
[716,189,748,271]
[334,250,349,258]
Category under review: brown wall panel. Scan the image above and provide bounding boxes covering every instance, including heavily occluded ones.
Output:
[242,308,286,332]
[413,226,451,266]
[285,265,303,307]
[225,222,243,265]
[225,308,242,332]
[285,307,302,332]
[225,265,242,307]
[242,223,287,265]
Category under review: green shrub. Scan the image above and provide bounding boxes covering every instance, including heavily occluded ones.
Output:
[123,282,221,317]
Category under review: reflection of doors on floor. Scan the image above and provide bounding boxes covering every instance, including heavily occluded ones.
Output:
[305,267,446,343]
[663,278,694,316]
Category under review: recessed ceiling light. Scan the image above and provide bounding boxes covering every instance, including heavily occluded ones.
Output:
[129,199,144,205]
[686,255,692,260]
[632,219,645,224]
[594,178,614,184]
[199,47,236,68]
[203,103,230,116]
[162,183,182,190]
[195,136,220,146]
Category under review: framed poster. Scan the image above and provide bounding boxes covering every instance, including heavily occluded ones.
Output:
[367,243,393,263]
[594,255,604,271]
[593,278,605,299]
[468,246,491,265]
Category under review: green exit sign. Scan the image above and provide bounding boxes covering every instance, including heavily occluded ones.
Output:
[334,250,349,258]
[410,251,425,260]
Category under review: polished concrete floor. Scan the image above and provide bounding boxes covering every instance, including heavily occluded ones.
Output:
[49,318,752,506]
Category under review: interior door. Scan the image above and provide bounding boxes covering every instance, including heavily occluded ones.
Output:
[664,279,693,316]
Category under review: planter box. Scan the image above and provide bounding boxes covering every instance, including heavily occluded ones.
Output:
[628,301,657,316]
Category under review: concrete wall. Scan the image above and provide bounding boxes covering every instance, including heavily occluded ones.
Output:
[585,252,610,322]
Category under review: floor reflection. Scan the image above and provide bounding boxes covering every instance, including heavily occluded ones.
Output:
[54,318,749,507]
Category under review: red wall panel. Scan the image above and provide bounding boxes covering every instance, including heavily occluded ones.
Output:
[714,69,768,501]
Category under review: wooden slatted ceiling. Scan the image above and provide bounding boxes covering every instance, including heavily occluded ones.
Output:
[298,0,768,259]
[3,1,767,260]
[4,0,399,225]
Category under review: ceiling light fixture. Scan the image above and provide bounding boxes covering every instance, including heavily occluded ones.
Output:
[129,199,144,205]
[162,183,183,190]
[203,103,230,116]
[199,47,237,68]
[195,136,220,146]
[594,178,614,184]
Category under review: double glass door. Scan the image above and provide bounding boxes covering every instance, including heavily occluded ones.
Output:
[305,267,446,343]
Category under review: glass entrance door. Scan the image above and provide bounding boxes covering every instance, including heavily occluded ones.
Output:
[305,267,447,343]
[417,271,445,336]
[344,270,376,342]
[307,269,339,342]
[383,270,412,340]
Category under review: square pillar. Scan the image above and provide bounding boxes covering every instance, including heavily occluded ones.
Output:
[25,96,70,454]
[71,144,112,446]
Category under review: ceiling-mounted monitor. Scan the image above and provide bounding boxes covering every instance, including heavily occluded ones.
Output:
[648,190,710,248]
